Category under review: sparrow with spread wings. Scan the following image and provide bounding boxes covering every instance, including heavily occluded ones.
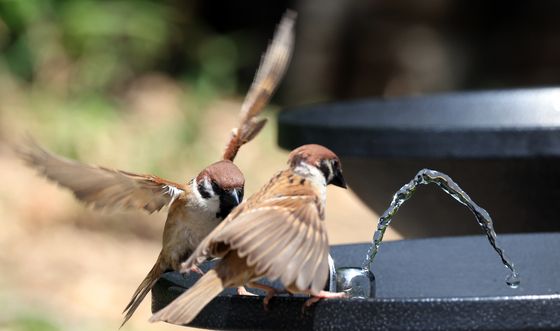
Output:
[18,11,296,327]
[149,144,348,325]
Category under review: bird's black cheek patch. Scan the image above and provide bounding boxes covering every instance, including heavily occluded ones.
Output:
[198,184,212,199]
[216,194,236,220]
[216,205,234,220]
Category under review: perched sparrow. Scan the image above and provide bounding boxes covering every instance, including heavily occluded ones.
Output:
[149,144,348,325]
[18,10,296,327]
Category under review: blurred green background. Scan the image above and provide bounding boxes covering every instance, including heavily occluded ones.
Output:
[0,0,285,172]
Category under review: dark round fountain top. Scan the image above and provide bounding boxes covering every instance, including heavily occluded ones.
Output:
[152,233,560,330]
[278,88,560,158]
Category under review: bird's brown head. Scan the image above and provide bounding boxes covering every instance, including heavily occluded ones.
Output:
[288,144,347,188]
[196,160,245,219]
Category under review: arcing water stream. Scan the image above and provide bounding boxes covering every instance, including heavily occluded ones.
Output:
[362,169,520,288]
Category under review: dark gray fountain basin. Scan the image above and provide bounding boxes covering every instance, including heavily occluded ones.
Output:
[277,88,560,237]
[151,232,560,330]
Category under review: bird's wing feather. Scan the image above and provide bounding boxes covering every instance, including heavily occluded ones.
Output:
[222,11,295,161]
[18,140,185,214]
[239,10,295,121]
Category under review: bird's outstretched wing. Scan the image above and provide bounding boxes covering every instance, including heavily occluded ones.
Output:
[223,10,296,161]
[18,139,185,213]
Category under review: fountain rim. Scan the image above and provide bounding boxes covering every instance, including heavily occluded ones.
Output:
[152,284,560,330]
[278,87,560,158]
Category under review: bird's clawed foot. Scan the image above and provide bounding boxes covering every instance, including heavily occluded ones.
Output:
[247,283,288,311]
[237,286,257,296]
[302,291,348,312]
[189,265,204,275]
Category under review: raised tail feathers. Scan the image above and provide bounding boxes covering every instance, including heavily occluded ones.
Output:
[120,256,165,328]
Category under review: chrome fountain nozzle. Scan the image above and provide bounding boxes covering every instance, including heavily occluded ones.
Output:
[335,267,375,298]
[327,254,375,298]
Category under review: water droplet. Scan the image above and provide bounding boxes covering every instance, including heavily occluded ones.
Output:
[506,273,520,289]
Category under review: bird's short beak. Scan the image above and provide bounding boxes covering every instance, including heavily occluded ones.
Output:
[331,169,347,189]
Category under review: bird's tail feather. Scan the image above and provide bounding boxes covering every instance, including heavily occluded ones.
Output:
[120,254,165,328]
[149,269,224,325]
